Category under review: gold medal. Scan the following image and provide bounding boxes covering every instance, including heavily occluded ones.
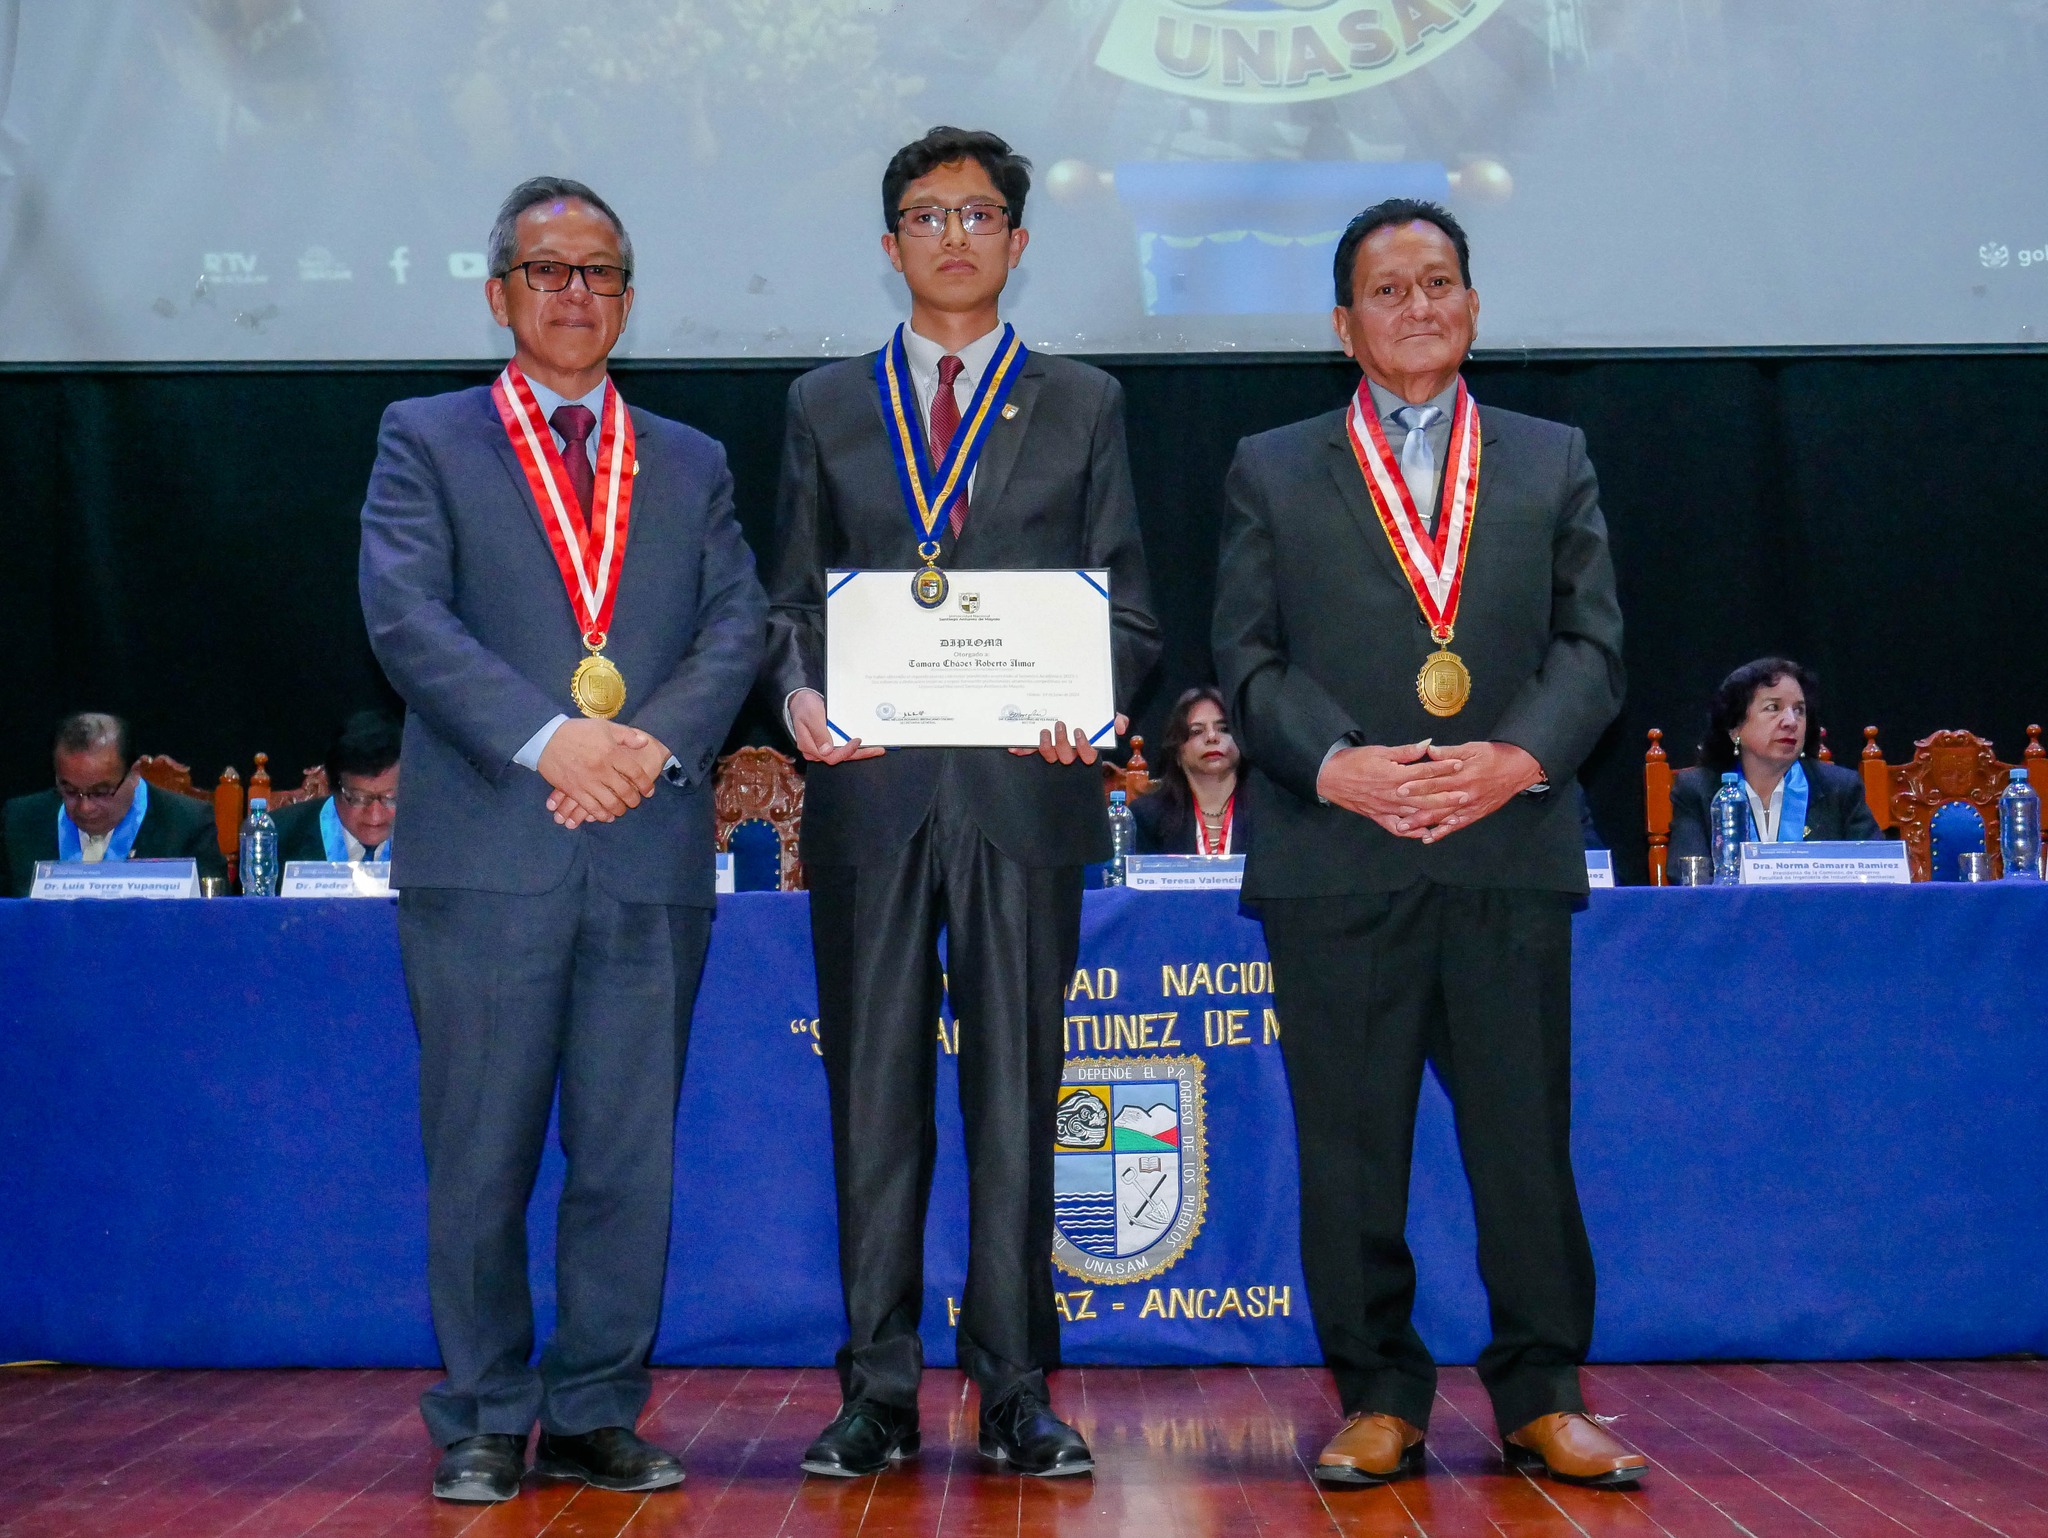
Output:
[1417,646,1471,717]
[570,649,627,720]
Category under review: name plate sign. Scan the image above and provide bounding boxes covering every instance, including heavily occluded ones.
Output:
[1585,850,1615,889]
[280,861,394,898]
[1739,841,1911,886]
[31,859,201,900]
[1124,854,1245,892]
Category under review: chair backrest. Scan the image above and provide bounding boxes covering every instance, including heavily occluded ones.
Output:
[713,746,806,891]
[1102,735,1157,803]
[1643,729,1673,885]
[134,754,198,801]
[250,753,329,811]
[1928,801,1986,882]
[1860,726,2023,881]
[137,754,246,861]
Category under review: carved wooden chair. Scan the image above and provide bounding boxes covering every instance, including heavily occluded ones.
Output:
[136,754,247,863]
[1101,735,1157,803]
[713,745,806,891]
[1859,725,2044,881]
[1642,730,1674,885]
[249,753,329,811]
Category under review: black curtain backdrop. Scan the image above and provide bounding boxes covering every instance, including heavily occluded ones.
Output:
[5,352,2045,885]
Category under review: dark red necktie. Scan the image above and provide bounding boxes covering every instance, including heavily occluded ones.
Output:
[928,354,970,538]
[549,403,597,519]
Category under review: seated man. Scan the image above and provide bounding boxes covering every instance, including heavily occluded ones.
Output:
[275,712,401,864]
[2,712,227,896]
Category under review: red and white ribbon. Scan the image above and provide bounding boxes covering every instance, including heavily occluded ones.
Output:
[1344,378,1481,642]
[491,362,636,646]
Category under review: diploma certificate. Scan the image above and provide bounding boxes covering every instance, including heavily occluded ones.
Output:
[826,568,1117,748]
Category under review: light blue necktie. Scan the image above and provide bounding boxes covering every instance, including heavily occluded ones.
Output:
[1392,404,1445,531]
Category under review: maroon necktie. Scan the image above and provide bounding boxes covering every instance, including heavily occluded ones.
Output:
[928,355,970,538]
[549,403,597,519]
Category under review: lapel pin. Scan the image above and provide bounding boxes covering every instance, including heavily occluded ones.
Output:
[1001,403,1020,421]
[632,460,641,476]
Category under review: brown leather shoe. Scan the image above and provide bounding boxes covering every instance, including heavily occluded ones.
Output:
[1504,1412,1647,1487]
[1312,1412,1425,1487]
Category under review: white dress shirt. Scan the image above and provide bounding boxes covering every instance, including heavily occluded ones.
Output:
[1744,776,1787,843]
[899,321,1006,503]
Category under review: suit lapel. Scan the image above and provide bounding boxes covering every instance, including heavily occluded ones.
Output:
[1323,422,1414,593]
[1326,396,1504,594]
[945,357,1041,564]
[483,386,556,548]
[1473,410,1501,523]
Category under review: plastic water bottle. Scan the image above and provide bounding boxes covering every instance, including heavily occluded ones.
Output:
[1709,771,1746,886]
[1999,767,2041,880]
[239,797,280,897]
[1105,790,1135,886]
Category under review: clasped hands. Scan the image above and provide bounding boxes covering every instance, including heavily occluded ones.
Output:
[1315,738,1543,844]
[790,688,1127,766]
[539,718,674,830]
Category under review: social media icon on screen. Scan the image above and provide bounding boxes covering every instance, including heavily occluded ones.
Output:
[447,252,487,279]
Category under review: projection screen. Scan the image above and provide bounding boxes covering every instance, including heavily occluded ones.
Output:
[0,0,2044,361]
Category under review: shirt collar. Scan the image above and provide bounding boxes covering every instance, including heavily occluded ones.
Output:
[57,776,150,862]
[523,373,610,427]
[1366,375,1460,428]
[321,794,387,862]
[902,321,1006,390]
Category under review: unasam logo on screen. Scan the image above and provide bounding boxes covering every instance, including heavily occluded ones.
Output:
[1096,0,1508,105]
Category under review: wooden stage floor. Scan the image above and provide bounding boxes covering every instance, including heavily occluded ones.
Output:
[3,1362,2045,1537]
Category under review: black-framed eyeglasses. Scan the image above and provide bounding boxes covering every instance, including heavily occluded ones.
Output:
[336,785,400,812]
[56,775,131,805]
[506,261,632,296]
[896,203,1012,239]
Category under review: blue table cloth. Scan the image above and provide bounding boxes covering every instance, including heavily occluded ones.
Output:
[2,887,2043,1368]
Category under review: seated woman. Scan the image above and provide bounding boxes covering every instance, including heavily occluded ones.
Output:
[1671,657,1880,861]
[1132,685,1250,856]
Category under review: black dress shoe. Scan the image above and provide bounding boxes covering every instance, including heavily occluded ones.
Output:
[977,1391,1093,1477]
[534,1426,684,1491]
[800,1400,921,1477]
[432,1433,525,1503]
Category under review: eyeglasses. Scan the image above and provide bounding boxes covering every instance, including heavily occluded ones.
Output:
[896,203,1012,239]
[336,785,399,811]
[506,261,631,296]
[56,777,130,805]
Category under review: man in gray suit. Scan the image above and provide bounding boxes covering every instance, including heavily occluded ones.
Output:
[360,176,765,1503]
[1214,200,1643,1490]
[766,127,1158,1479]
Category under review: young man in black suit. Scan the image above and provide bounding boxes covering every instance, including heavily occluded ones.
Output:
[765,126,1159,1479]
[1214,200,1644,1490]
[2,713,225,896]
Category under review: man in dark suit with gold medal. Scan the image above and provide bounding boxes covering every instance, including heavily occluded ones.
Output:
[765,127,1159,1479]
[1214,200,1642,1490]
[360,177,765,1504]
